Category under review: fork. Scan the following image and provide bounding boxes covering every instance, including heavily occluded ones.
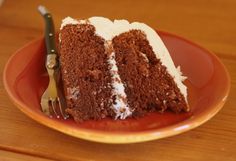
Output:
[38,5,68,119]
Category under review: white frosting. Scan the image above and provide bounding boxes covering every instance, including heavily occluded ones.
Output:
[66,86,80,100]
[60,16,188,118]
[60,17,79,30]
[139,51,149,62]
[107,51,132,119]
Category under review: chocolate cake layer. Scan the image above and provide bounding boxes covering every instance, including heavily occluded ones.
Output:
[59,24,114,122]
[59,17,189,122]
[112,30,188,116]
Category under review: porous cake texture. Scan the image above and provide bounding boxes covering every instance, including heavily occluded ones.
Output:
[59,17,189,122]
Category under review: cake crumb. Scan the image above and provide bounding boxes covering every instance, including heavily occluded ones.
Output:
[66,86,80,100]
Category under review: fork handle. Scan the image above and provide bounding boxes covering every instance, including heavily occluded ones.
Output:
[38,5,57,55]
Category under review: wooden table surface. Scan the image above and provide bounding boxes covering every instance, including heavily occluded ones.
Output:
[0,0,235,160]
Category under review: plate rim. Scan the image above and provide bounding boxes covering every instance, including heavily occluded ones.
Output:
[3,30,231,144]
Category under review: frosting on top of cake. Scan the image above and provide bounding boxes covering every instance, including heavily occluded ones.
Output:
[60,16,188,119]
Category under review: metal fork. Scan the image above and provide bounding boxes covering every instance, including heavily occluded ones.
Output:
[38,5,68,119]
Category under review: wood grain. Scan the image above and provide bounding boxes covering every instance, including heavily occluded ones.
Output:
[0,0,235,160]
[0,150,53,161]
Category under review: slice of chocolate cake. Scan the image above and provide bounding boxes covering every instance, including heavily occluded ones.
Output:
[59,17,189,122]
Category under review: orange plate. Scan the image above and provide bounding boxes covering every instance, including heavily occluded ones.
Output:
[3,31,230,144]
